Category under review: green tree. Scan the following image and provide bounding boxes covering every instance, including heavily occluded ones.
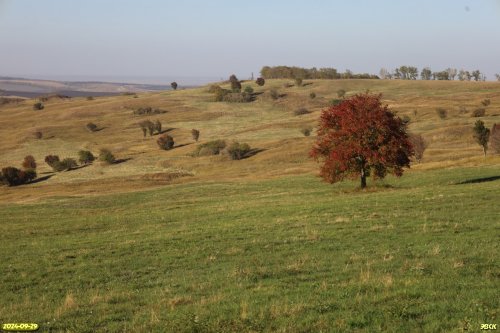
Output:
[421,67,432,80]
[473,120,490,156]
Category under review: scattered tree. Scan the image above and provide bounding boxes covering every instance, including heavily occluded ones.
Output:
[229,75,241,92]
[300,127,313,137]
[191,129,200,142]
[1,167,36,186]
[409,134,427,163]
[171,82,178,90]
[45,155,60,169]
[310,93,414,188]
[379,68,390,79]
[33,102,44,110]
[157,134,175,150]
[78,150,95,165]
[22,155,37,169]
[194,140,226,156]
[473,120,490,156]
[139,120,155,137]
[98,149,115,164]
[471,70,481,81]
[420,67,432,80]
[255,77,265,86]
[154,120,162,134]
[309,92,316,99]
[59,158,78,170]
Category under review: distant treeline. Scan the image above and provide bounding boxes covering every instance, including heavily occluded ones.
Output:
[260,66,379,80]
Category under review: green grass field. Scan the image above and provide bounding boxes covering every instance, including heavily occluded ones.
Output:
[1,166,498,332]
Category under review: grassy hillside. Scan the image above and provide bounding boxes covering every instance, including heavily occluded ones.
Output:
[0,79,499,332]
[0,79,499,202]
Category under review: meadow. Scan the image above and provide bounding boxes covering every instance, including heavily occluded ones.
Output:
[0,79,499,332]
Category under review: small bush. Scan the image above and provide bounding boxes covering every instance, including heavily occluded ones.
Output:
[33,131,43,139]
[301,127,313,136]
[244,86,254,94]
[45,155,60,169]
[191,129,200,142]
[1,167,36,186]
[337,89,346,98]
[157,134,175,150]
[223,92,253,103]
[86,122,98,132]
[309,92,316,99]
[295,78,303,87]
[269,89,279,100]
[78,150,95,165]
[481,99,491,107]
[22,155,37,169]
[328,99,342,107]
[472,108,486,117]
[133,107,165,115]
[255,77,265,86]
[194,140,226,156]
[213,86,230,102]
[86,96,94,101]
[98,149,115,164]
[171,82,178,90]
[59,158,78,170]
[33,102,44,110]
[436,108,447,119]
[294,107,310,116]
[226,142,251,160]
[410,134,428,163]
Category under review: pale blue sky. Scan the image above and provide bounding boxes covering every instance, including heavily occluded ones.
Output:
[1,0,499,83]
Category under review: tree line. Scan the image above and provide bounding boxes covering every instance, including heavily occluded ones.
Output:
[260,66,379,80]
[380,66,489,81]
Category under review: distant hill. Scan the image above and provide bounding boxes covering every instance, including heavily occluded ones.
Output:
[0,76,171,98]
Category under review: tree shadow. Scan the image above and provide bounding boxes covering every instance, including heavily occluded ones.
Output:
[455,176,500,185]
[30,174,54,184]
[302,82,313,86]
[113,157,133,165]
[240,148,266,160]
[170,143,193,150]
[94,127,107,132]
[279,93,287,98]
[159,128,176,134]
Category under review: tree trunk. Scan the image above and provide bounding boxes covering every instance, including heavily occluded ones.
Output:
[360,168,367,189]
[483,146,487,156]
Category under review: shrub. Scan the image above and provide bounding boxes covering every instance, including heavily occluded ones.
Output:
[244,86,254,94]
[226,142,251,160]
[45,155,60,169]
[98,149,115,164]
[171,82,178,90]
[157,134,175,150]
[22,155,37,169]
[473,120,490,156]
[409,134,427,163]
[208,84,222,93]
[481,99,491,107]
[269,89,279,100]
[301,127,313,136]
[401,115,411,124]
[223,92,253,103]
[78,150,95,165]
[86,122,98,132]
[1,167,36,186]
[309,92,316,99]
[33,102,44,110]
[33,131,43,139]
[294,78,303,87]
[294,107,310,116]
[255,77,265,86]
[436,108,447,119]
[191,129,200,142]
[86,96,94,101]
[337,89,346,98]
[154,120,162,134]
[472,108,486,117]
[213,87,230,102]
[133,107,165,115]
[59,158,78,170]
[194,140,226,156]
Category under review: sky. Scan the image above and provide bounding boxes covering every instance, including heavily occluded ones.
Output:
[0,0,499,84]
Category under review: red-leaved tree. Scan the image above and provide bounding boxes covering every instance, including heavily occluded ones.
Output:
[310,93,414,188]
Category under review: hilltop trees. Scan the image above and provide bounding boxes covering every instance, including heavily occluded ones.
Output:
[229,75,241,92]
[171,82,178,90]
[310,93,414,188]
[256,77,265,86]
[473,120,490,156]
[421,67,432,80]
